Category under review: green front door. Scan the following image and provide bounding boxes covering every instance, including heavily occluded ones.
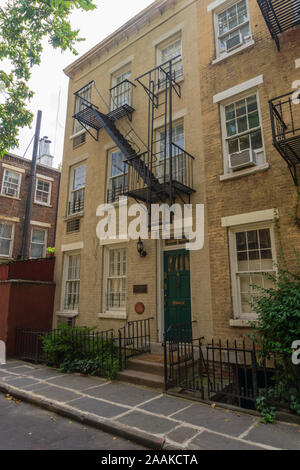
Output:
[164,249,191,340]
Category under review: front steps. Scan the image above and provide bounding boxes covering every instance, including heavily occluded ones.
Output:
[116,353,165,390]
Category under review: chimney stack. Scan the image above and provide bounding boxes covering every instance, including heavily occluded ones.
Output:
[38,136,54,167]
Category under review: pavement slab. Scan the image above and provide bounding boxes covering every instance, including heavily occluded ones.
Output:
[0,370,15,378]
[0,361,32,369]
[32,385,81,402]
[116,410,177,434]
[139,395,193,416]
[166,426,200,445]
[172,403,257,437]
[191,431,264,450]
[47,374,106,391]
[244,422,300,450]
[3,377,41,388]
[22,368,63,380]
[68,396,129,418]
[81,381,160,406]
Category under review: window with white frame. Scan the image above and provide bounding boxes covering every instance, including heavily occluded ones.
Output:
[68,164,86,215]
[229,225,276,319]
[106,150,128,203]
[157,36,183,89]
[35,178,51,205]
[222,93,265,173]
[215,0,252,57]
[1,169,21,198]
[111,69,131,111]
[104,247,127,312]
[30,228,47,259]
[64,254,81,311]
[73,83,92,135]
[0,222,14,257]
[157,122,185,184]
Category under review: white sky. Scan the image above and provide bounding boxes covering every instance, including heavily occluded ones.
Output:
[5,0,154,168]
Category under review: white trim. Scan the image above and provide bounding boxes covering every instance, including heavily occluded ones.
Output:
[97,312,127,320]
[100,237,129,246]
[152,22,184,46]
[212,39,255,64]
[69,128,86,141]
[2,163,25,174]
[61,241,84,252]
[0,215,20,223]
[153,108,187,130]
[56,311,79,318]
[221,209,278,228]
[207,0,228,12]
[157,238,164,343]
[213,75,264,104]
[108,55,134,75]
[104,142,117,151]
[219,163,269,181]
[36,173,54,182]
[229,319,258,327]
[296,58,300,69]
[30,220,51,228]
[67,153,89,166]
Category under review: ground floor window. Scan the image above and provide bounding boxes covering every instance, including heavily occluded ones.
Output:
[104,246,127,311]
[30,228,47,258]
[229,224,276,318]
[63,254,81,311]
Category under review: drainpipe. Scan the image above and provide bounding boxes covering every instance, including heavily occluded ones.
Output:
[21,110,42,260]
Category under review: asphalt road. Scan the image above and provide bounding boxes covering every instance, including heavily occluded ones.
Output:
[0,393,146,450]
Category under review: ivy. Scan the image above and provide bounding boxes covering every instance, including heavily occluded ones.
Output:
[0,0,96,156]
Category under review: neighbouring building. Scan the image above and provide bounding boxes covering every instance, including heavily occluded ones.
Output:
[0,137,61,262]
[53,0,299,344]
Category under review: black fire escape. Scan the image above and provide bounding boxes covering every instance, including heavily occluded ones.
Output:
[257,0,300,51]
[73,56,195,224]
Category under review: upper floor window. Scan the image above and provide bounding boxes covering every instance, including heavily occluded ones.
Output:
[1,169,21,198]
[30,228,47,259]
[157,36,183,88]
[111,69,131,111]
[107,150,128,203]
[35,178,52,205]
[68,164,86,215]
[157,122,185,184]
[0,222,14,257]
[229,225,276,319]
[215,0,252,58]
[73,83,92,135]
[221,92,265,173]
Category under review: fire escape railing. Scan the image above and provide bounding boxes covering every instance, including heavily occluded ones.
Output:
[257,0,300,51]
[109,79,136,119]
[269,90,300,185]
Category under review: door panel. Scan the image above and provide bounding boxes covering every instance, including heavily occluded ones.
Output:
[164,250,191,339]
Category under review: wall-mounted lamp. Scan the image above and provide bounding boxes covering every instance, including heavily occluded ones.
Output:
[137,237,147,258]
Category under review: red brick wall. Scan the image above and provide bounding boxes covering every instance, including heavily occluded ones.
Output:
[0,153,60,260]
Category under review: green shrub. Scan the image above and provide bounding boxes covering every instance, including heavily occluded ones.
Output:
[42,324,120,378]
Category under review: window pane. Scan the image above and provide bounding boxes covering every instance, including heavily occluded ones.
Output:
[259,229,271,249]
[237,116,248,133]
[247,95,258,113]
[248,111,260,129]
[0,239,10,255]
[0,222,12,239]
[236,99,246,117]
[236,232,247,251]
[32,229,45,243]
[226,120,237,137]
[73,165,86,190]
[229,138,239,154]
[251,130,263,150]
[247,231,259,250]
[239,134,250,150]
[225,104,235,121]
[30,244,44,258]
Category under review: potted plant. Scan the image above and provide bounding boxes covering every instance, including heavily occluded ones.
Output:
[46,246,56,258]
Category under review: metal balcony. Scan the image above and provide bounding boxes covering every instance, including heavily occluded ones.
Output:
[270,90,300,185]
[257,0,300,50]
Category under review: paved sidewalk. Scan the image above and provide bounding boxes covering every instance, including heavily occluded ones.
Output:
[0,360,299,450]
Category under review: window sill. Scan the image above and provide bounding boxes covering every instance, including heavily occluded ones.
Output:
[0,193,21,201]
[56,311,79,318]
[69,129,86,141]
[34,201,52,208]
[219,163,269,182]
[64,211,84,221]
[156,75,184,95]
[230,319,258,328]
[98,311,127,320]
[212,40,255,65]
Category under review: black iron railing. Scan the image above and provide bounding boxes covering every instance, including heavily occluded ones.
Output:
[110,79,136,114]
[257,0,300,51]
[269,90,300,185]
[163,322,290,411]
[68,189,85,215]
[15,318,153,375]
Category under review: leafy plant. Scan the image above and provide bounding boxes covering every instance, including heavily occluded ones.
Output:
[46,246,56,255]
[256,394,276,424]
[41,324,120,379]
[0,0,96,156]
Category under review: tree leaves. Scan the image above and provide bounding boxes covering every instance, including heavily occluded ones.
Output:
[0,0,96,156]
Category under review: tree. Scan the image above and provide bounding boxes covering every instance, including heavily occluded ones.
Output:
[0,0,96,156]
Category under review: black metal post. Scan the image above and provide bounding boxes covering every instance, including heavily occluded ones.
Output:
[21,110,42,259]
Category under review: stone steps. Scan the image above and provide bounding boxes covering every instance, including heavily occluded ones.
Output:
[116,354,165,389]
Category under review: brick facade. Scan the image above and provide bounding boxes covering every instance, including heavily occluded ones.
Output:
[0,153,60,261]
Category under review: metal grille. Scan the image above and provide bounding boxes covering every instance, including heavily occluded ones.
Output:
[66,218,80,233]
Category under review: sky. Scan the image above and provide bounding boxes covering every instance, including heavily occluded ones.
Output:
[5,0,154,168]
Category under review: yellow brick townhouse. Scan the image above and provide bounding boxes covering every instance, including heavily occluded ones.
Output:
[53,0,300,347]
